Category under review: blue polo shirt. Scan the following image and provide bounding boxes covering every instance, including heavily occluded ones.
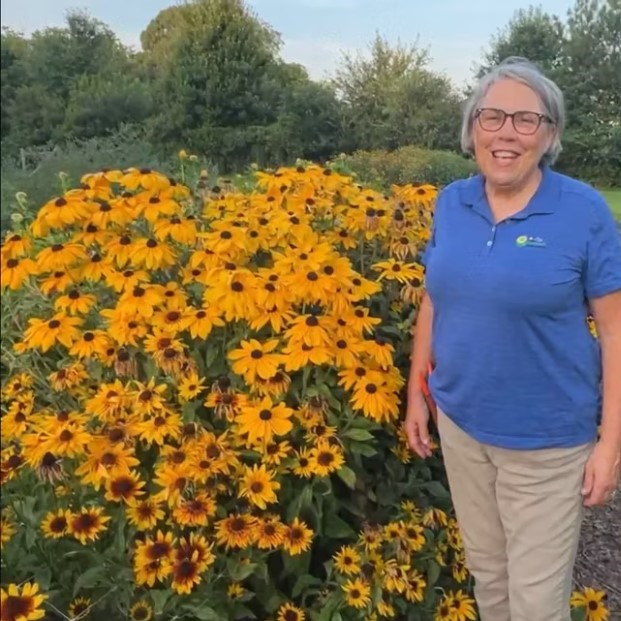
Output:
[423,166,621,449]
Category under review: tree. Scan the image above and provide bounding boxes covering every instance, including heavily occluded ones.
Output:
[476,0,621,185]
[333,34,461,151]
[1,28,28,138]
[476,6,565,78]
[146,0,287,168]
[3,10,153,149]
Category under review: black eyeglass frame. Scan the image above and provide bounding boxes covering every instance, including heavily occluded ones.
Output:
[474,107,555,135]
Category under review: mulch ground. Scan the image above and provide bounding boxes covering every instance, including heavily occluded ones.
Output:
[573,490,621,620]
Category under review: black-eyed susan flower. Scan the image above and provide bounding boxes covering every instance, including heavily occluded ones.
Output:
[571,587,609,621]
[129,601,153,621]
[133,529,175,586]
[0,511,17,549]
[452,552,469,583]
[31,194,93,236]
[171,551,204,595]
[227,583,246,599]
[277,604,306,621]
[1,232,32,259]
[446,589,477,621]
[309,440,345,477]
[153,215,198,245]
[203,272,258,323]
[0,582,47,621]
[104,470,146,503]
[80,252,114,283]
[342,578,371,609]
[292,447,314,479]
[69,329,113,359]
[130,237,176,270]
[172,493,217,527]
[47,363,88,392]
[404,569,426,603]
[68,507,110,544]
[334,545,361,575]
[238,464,281,510]
[350,372,400,423]
[42,269,79,296]
[284,313,332,348]
[126,497,165,531]
[235,397,294,446]
[67,596,91,620]
[36,242,88,273]
[41,509,72,539]
[54,289,97,315]
[254,515,286,550]
[1,255,37,290]
[228,338,284,384]
[136,410,182,447]
[282,517,313,556]
[214,514,257,550]
[282,342,332,372]
[21,313,82,352]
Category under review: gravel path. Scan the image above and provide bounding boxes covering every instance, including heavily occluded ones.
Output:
[573,490,621,620]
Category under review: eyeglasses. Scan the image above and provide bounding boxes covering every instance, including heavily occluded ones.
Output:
[474,108,554,135]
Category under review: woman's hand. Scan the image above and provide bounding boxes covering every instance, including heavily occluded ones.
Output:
[405,391,432,459]
[582,441,621,506]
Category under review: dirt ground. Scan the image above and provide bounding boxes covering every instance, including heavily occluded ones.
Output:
[573,490,621,620]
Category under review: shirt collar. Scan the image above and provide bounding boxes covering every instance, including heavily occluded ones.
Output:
[460,165,559,221]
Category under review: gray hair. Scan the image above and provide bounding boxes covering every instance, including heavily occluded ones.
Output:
[460,57,566,165]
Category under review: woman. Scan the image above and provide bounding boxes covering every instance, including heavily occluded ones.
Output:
[405,57,621,621]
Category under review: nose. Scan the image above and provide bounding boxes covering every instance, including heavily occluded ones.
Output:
[496,115,519,141]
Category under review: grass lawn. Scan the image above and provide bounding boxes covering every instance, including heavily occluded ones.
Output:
[601,188,621,220]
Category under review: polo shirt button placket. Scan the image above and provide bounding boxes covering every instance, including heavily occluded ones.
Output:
[487,225,497,251]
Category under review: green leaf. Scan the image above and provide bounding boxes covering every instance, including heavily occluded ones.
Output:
[73,566,105,596]
[423,481,450,500]
[187,605,223,621]
[324,514,356,539]
[33,566,52,591]
[570,606,587,621]
[342,428,375,442]
[227,558,257,581]
[348,441,377,457]
[283,550,311,577]
[426,560,441,587]
[232,603,257,620]
[149,588,173,615]
[292,574,322,598]
[336,465,356,489]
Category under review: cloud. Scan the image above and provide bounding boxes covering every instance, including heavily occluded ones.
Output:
[281,37,354,80]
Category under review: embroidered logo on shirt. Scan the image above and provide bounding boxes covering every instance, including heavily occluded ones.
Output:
[516,235,546,248]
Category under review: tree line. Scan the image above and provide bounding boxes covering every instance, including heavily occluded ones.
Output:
[1,0,619,184]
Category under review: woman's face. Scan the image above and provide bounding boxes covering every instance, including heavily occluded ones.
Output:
[472,78,556,191]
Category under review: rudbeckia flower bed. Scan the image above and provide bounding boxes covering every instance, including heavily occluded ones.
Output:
[0,163,606,621]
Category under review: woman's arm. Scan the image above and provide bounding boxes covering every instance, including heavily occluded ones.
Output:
[582,290,621,506]
[407,292,434,400]
[405,291,434,458]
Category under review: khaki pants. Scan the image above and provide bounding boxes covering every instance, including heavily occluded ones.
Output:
[437,408,593,621]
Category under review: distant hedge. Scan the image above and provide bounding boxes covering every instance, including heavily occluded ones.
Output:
[331,146,478,189]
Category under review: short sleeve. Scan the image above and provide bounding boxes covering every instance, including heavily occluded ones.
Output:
[584,195,621,299]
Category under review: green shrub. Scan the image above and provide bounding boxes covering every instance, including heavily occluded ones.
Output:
[0,126,184,231]
[331,146,477,189]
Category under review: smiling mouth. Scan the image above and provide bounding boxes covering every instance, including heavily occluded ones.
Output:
[492,150,520,161]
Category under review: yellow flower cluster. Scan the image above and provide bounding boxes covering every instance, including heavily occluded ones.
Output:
[0,163,611,621]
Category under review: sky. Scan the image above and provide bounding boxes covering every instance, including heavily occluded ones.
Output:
[1,0,575,89]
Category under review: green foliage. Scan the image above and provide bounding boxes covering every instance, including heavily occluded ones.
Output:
[334,35,461,153]
[334,146,477,189]
[476,0,621,186]
[477,6,565,77]
[0,126,174,231]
